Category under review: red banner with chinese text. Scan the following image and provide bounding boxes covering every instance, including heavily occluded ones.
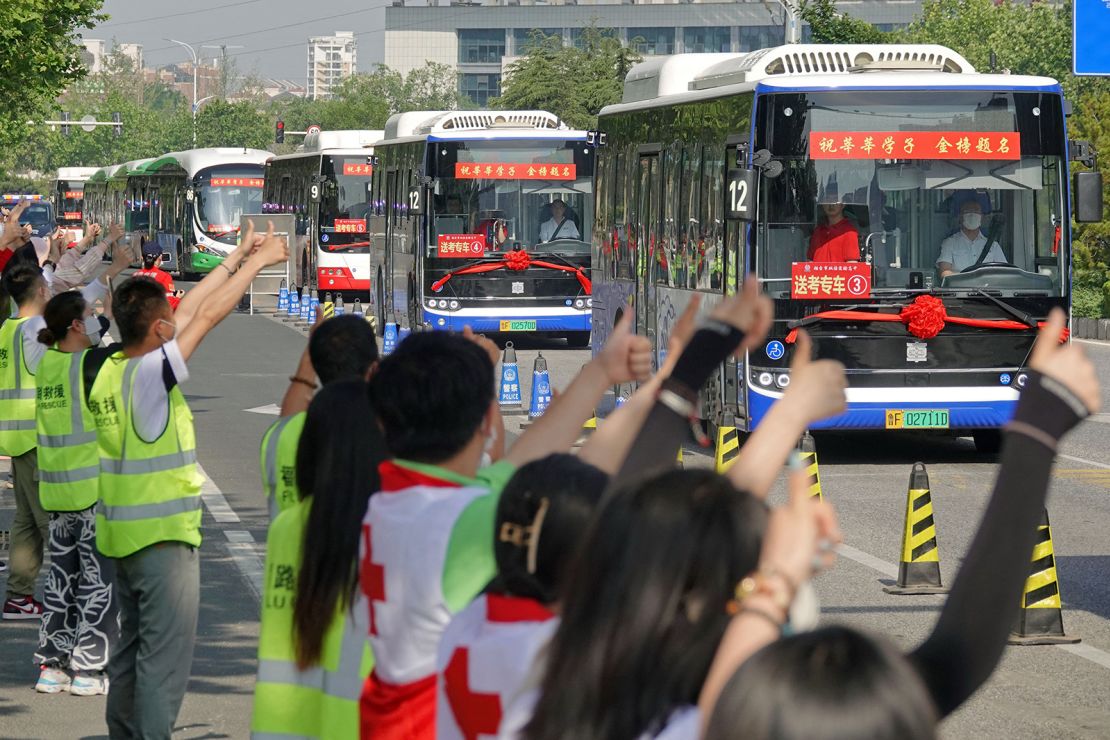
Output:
[791,262,871,299]
[454,163,576,180]
[809,132,1021,160]
[333,218,367,234]
[63,212,82,221]
[437,233,487,258]
[342,162,374,176]
[209,177,264,187]
[64,191,83,199]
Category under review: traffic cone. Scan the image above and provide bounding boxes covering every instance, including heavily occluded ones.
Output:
[798,432,822,501]
[525,353,552,422]
[884,462,948,595]
[398,324,411,346]
[1009,510,1080,645]
[383,322,398,355]
[715,416,740,474]
[321,300,335,320]
[498,341,525,415]
[299,289,310,323]
[335,294,345,316]
[352,298,364,317]
[276,278,289,315]
[572,416,598,449]
[286,289,301,320]
[307,294,319,323]
[325,291,333,305]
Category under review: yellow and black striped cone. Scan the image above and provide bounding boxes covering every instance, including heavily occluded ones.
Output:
[1009,510,1080,645]
[884,462,948,595]
[715,426,740,473]
[321,301,335,320]
[572,416,598,450]
[798,432,822,500]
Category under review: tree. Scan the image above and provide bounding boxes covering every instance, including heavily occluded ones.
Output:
[192,100,271,150]
[495,27,641,129]
[0,0,106,149]
[800,0,891,44]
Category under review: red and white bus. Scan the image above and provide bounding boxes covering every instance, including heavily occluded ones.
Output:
[51,167,99,244]
[263,129,383,299]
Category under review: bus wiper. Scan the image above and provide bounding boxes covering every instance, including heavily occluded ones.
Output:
[953,288,1039,328]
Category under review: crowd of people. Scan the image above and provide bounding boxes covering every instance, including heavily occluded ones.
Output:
[0,201,1103,740]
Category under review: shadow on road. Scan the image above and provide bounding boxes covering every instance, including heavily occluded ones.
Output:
[1056,555,1110,622]
[813,431,998,467]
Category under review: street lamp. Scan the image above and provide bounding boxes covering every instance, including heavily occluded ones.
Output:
[166,38,198,146]
[767,0,802,44]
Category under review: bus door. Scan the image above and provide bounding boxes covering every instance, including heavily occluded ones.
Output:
[383,169,399,325]
[634,149,664,367]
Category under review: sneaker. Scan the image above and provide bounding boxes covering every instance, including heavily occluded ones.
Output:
[69,673,109,696]
[2,596,44,620]
[0,560,7,574]
[35,666,71,694]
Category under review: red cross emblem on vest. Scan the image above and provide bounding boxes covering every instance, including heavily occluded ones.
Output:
[445,647,502,740]
[360,524,386,636]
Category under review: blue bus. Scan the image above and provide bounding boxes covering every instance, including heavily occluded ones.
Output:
[593,44,1102,451]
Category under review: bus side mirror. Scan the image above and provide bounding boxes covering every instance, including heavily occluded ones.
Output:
[1074,171,1103,223]
[725,168,757,222]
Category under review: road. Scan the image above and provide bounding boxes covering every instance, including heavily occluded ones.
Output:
[2,298,1110,738]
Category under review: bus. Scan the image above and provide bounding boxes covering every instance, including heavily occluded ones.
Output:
[370,110,596,345]
[51,167,99,244]
[1,194,55,239]
[593,44,1102,451]
[139,148,271,277]
[83,159,155,252]
[263,129,383,299]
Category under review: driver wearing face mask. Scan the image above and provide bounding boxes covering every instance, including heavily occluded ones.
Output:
[936,199,1006,278]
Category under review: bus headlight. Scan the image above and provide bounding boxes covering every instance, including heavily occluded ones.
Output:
[574,298,585,309]
[437,299,448,309]
[586,298,592,307]
[428,299,437,309]
[1015,373,1028,388]
[775,373,791,389]
[449,300,459,310]
[758,372,774,387]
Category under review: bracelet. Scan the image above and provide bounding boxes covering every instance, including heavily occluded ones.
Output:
[219,262,236,276]
[733,604,785,632]
[289,375,316,390]
[734,569,796,612]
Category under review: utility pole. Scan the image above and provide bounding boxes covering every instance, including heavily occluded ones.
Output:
[202,44,244,100]
[770,0,802,44]
[167,38,198,146]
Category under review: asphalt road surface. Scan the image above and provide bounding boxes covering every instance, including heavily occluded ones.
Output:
[2,293,1110,739]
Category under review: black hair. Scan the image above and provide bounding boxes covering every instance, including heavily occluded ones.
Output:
[9,242,41,270]
[491,454,608,605]
[1,262,44,308]
[38,291,88,346]
[525,470,769,740]
[705,626,938,740]
[292,379,388,669]
[142,253,159,269]
[113,277,170,347]
[308,314,380,385]
[368,331,494,463]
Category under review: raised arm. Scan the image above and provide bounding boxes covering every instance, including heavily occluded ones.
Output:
[504,309,652,468]
[910,310,1098,717]
[279,312,326,417]
[725,330,846,499]
[177,221,288,362]
[174,217,262,329]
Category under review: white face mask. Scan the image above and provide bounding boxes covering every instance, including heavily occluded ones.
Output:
[83,315,102,344]
[962,212,982,231]
[480,423,498,468]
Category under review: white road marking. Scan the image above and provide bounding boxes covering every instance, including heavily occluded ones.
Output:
[836,538,1110,672]
[197,465,264,601]
[1059,454,1110,470]
[1084,414,1110,425]
[244,403,281,416]
[197,463,240,523]
[1073,338,1109,347]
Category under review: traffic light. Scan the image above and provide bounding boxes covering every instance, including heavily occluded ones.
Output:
[61,111,71,137]
[275,120,285,144]
[112,111,121,138]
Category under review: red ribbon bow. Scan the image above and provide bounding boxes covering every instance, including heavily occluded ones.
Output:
[431,250,592,294]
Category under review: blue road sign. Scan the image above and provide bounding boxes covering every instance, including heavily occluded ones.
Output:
[766,340,785,361]
[1075,0,1110,75]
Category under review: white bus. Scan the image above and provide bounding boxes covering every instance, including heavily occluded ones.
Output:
[139,147,271,277]
[82,159,154,250]
[51,167,99,244]
[263,129,383,299]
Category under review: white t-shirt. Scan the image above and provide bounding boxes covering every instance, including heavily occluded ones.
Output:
[539,217,579,243]
[936,231,1006,272]
[82,338,189,443]
[18,277,107,375]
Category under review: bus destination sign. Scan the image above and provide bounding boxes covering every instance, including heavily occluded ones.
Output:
[809,132,1021,160]
[437,233,487,258]
[791,262,871,299]
[454,163,576,180]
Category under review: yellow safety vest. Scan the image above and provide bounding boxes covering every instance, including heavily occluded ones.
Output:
[252,498,373,740]
[89,351,203,558]
[0,317,37,456]
[259,412,306,520]
[37,348,99,511]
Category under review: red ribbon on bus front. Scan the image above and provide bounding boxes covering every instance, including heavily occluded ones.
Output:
[430,250,592,294]
[784,294,1068,343]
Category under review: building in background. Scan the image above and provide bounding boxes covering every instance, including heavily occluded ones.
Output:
[81,39,144,74]
[307,31,358,100]
[384,0,919,106]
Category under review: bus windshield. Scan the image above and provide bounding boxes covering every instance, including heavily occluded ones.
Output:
[754,90,1067,298]
[319,155,373,253]
[431,139,594,257]
[57,184,84,225]
[195,167,264,244]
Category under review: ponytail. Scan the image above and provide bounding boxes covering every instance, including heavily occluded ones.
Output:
[40,291,88,346]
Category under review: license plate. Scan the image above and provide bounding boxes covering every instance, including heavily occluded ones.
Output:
[500,320,536,332]
[886,409,950,429]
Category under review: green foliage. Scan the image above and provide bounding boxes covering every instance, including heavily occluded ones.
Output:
[800,0,891,44]
[0,0,106,148]
[495,27,641,129]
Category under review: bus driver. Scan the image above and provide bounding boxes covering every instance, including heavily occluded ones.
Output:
[936,197,1006,277]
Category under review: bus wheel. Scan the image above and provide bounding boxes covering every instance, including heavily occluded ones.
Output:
[972,429,1002,454]
[565,331,591,348]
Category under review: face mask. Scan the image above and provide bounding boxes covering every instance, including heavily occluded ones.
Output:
[480,423,498,468]
[156,318,177,344]
[84,315,102,344]
[962,212,982,231]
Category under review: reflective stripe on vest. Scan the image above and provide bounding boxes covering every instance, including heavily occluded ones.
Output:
[256,618,366,702]
[259,412,305,520]
[37,348,101,511]
[0,318,37,455]
[91,351,202,558]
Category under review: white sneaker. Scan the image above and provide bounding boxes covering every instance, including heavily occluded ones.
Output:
[35,666,71,694]
[70,674,109,696]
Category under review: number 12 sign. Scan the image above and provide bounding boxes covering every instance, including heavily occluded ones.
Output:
[726,169,756,221]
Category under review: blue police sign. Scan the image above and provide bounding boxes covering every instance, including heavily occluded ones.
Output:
[1075,0,1110,75]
